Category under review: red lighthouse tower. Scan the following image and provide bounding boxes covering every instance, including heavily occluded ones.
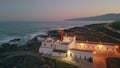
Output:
[60,28,64,41]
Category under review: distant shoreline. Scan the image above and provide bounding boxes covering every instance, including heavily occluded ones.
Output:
[0,21,116,46]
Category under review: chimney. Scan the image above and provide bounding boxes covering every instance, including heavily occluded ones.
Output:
[60,28,64,41]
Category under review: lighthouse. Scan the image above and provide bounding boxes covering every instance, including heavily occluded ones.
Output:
[60,28,64,41]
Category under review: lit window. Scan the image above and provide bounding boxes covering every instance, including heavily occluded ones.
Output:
[80,43,85,47]
[97,44,103,49]
[116,46,119,48]
[93,51,96,54]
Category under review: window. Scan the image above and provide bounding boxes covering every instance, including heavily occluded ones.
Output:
[44,44,46,46]
[70,53,72,57]
[75,55,77,59]
[107,47,109,50]
[84,56,86,60]
[51,44,52,47]
[66,54,68,57]
[80,56,81,59]
[97,47,99,49]
[59,53,61,55]
[112,48,114,51]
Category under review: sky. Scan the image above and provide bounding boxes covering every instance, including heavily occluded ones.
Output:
[0,0,120,21]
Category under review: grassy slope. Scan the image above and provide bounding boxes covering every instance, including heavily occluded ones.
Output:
[0,54,79,68]
[111,21,120,31]
[49,23,120,43]
[100,21,120,43]
[0,40,79,68]
[64,23,119,43]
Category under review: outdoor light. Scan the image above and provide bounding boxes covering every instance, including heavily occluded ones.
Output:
[67,50,71,57]
[97,44,103,49]
[115,45,119,48]
[93,51,96,54]
[80,43,85,47]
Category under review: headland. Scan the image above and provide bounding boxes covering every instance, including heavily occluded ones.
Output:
[0,21,120,68]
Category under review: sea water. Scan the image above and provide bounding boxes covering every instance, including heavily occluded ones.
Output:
[0,21,112,45]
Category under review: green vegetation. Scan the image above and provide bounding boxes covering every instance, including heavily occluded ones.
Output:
[0,38,79,68]
[0,51,79,68]
[1,22,120,68]
[49,23,120,44]
[111,21,120,31]
[68,23,119,43]
[0,55,78,68]
[98,21,120,43]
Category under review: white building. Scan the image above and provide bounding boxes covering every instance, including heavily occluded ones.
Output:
[39,34,93,61]
[39,37,54,55]
[39,28,118,61]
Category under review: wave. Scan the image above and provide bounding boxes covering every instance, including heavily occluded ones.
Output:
[0,31,48,45]
[0,36,15,45]
[0,21,113,45]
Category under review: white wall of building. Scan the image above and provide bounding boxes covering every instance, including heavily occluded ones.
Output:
[68,36,76,49]
[42,42,54,48]
[69,50,93,60]
[63,36,73,42]
[52,52,66,57]
[39,35,118,62]
[55,44,68,50]
[74,42,117,53]
[39,47,53,55]
[55,41,69,50]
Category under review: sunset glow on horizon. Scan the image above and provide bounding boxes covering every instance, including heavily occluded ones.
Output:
[0,0,120,21]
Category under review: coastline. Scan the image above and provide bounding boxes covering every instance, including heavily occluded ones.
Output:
[0,21,119,47]
[0,21,120,68]
[0,21,112,45]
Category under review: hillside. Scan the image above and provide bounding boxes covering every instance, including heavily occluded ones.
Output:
[110,21,120,31]
[0,38,79,68]
[100,21,120,41]
[66,13,120,21]
[0,54,79,68]
[49,23,120,44]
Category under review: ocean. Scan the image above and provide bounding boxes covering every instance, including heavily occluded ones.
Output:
[0,21,112,45]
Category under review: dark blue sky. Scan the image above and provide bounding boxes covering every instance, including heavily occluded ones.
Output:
[0,0,120,21]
